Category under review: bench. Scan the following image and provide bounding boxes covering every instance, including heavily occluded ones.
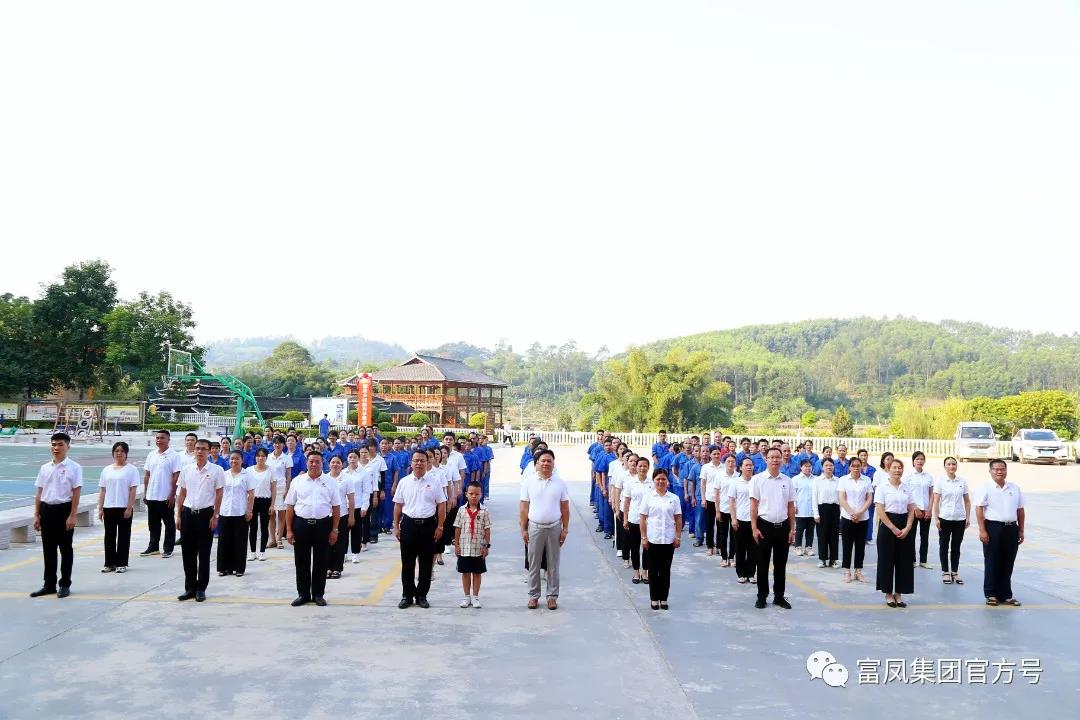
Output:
[0,497,100,550]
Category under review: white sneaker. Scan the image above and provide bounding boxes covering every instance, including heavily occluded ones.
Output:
[795,547,804,556]
[352,556,360,564]
[459,597,472,608]
[818,561,827,568]
[258,552,267,561]
[116,566,127,573]
[248,552,257,561]
[471,597,482,608]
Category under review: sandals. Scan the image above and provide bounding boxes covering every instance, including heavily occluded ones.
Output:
[854,570,867,583]
[986,596,999,606]
[642,577,650,584]
[842,570,852,583]
[737,577,748,584]
[1003,598,1022,606]
[952,573,965,585]
[943,572,953,584]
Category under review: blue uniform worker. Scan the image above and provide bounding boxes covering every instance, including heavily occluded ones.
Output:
[593,450,616,536]
[318,417,330,438]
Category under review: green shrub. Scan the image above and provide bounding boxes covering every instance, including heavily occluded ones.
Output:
[409,412,431,426]
[468,412,487,429]
[278,410,305,422]
[831,406,854,436]
[378,421,397,432]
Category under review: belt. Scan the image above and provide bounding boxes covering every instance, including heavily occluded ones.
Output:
[403,515,435,524]
[298,516,330,525]
[530,519,560,529]
[756,518,789,527]
[187,506,213,514]
[986,519,1018,526]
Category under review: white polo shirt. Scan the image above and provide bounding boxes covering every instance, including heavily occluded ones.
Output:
[933,475,969,522]
[727,477,752,522]
[812,475,840,506]
[699,463,724,502]
[624,476,655,521]
[99,464,140,508]
[265,451,294,485]
[220,469,255,517]
[393,473,447,519]
[714,471,738,508]
[903,470,934,511]
[285,473,341,519]
[178,462,225,510]
[144,448,182,502]
[519,472,570,524]
[35,457,83,505]
[874,481,914,515]
[446,451,468,483]
[975,480,1025,522]
[838,475,873,520]
[247,467,274,498]
[330,472,356,513]
[749,472,795,524]
[642,490,682,544]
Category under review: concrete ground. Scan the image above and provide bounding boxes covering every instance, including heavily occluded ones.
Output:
[0,446,1077,719]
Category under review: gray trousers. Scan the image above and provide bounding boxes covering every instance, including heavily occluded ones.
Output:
[527,520,562,599]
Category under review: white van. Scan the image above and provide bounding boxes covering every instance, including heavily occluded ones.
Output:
[954,422,997,462]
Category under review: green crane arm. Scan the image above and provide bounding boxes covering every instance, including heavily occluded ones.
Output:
[174,357,267,438]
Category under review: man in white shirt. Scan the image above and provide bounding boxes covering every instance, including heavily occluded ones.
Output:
[393,450,447,609]
[975,459,1026,606]
[286,450,342,607]
[519,449,570,610]
[141,430,182,558]
[175,439,224,602]
[30,433,83,598]
[749,448,796,610]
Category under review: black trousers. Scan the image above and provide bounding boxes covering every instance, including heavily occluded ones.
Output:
[40,502,74,589]
[180,508,214,592]
[293,516,331,599]
[732,519,754,578]
[437,505,457,554]
[330,514,351,571]
[103,507,132,568]
[648,543,675,601]
[795,516,816,548]
[349,508,364,553]
[876,512,915,594]
[717,511,733,560]
[983,520,1020,600]
[816,504,840,564]
[626,522,648,571]
[216,515,248,574]
[614,510,625,555]
[703,501,718,550]
[914,516,932,564]
[146,499,176,553]
[359,505,371,547]
[400,515,436,600]
[249,497,271,553]
[840,517,866,569]
[938,518,966,572]
[754,518,790,601]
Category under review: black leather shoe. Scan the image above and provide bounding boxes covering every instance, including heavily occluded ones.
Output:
[595,526,603,532]
[29,587,56,598]
[177,591,196,601]
[195,591,206,602]
[398,597,413,609]
[139,547,158,557]
[370,536,379,544]
[754,597,767,609]
[416,597,430,609]
[314,596,327,607]
[773,597,792,610]
[57,587,71,598]
[291,596,311,607]
[603,533,613,540]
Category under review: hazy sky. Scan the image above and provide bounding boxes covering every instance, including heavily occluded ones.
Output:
[3,1,1078,354]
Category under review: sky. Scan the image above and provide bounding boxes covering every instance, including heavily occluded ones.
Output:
[3,1,1079,354]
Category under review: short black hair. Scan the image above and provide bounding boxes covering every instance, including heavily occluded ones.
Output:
[185,432,198,440]
[255,447,268,458]
[51,432,71,444]
[533,448,555,462]
[306,450,324,460]
[156,429,171,438]
[989,458,1007,469]
[195,438,211,449]
[111,441,129,454]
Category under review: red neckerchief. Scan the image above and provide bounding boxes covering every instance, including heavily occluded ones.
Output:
[465,504,481,537]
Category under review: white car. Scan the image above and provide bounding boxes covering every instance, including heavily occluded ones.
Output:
[1010,429,1069,465]
[954,422,997,462]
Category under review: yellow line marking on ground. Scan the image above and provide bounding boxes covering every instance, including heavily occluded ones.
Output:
[359,562,402,606]
[788,576,837,608]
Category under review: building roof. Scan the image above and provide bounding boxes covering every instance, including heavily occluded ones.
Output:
[368,355,508,388]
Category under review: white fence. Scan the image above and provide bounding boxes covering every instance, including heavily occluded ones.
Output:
[500,430,1014,459]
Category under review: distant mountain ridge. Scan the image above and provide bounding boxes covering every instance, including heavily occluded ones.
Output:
[205,335,408,369]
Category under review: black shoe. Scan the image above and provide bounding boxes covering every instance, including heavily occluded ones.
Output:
[161,552,173,559]
[773,597,792,610]
[313,596,327,607]
[30,587,57,598]
[177,591,196,601]
[370,536,379,544]
[595,526,603,532]
[195,591,206,602]
[754,597,767,609]
[139,548,159,557]
[398,597,413,609]
[101,566,116,573]
[291,597,311,607]
[57,587,71,598]
[416,597,430,609]
[603,533,613,540]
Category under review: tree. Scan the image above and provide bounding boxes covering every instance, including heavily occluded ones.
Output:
[890,398,931,439]
[555,410,573,430]
[468,412,487,429]
[409,412,431,426]
[102,291,201,395]
[800,410,819,427]
[831,406,854,436]
[33,260,117,398]
[231,341,337,398]
[0,294,54,399]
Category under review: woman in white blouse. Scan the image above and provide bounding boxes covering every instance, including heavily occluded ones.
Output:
[874,458,916,607]
[932,456,970,585]
[905,451,935,569]
[837,457,872,583]
[727,458,755,584]
[610,451,630,568]
[327,455,354,579]
[247,448,275,562]
[812,458,841,568]
[640,469,682,610]
[621,457,654,584]
[97,441,141,573]
[217,451,255,577]
[792,459,816,558]
[711,453,738,567]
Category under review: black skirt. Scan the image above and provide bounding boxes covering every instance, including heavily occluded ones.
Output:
[457,555,487,574]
